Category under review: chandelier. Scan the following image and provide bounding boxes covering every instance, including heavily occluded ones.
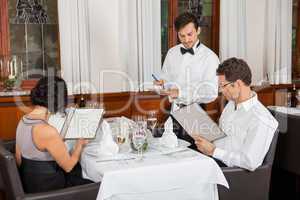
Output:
[15,0,48,24]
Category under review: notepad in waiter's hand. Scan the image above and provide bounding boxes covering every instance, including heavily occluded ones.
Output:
[172,103,226,142]
[48,108,104,139]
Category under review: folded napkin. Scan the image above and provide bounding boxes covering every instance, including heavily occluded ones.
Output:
[83,120,119,157]
[159,117,178,148]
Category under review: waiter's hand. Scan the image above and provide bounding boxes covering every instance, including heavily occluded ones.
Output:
[165,87,179,99]
[153,79,164,86]
[193,135,216,156]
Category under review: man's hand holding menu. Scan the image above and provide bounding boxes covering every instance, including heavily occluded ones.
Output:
[172,103,226,142]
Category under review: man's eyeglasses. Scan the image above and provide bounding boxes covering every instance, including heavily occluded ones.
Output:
[218,82,234,90]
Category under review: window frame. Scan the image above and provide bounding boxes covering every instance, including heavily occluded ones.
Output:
[293,0,300,81]
[0,0,61,90]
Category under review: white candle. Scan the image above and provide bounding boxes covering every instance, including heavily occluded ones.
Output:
[7,61,9,77]
[20,60,23,77]
[10,61,14,78]
[0,60,2,78]
[13,58,17,76]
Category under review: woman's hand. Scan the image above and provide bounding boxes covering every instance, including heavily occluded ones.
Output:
[75,138,89,148]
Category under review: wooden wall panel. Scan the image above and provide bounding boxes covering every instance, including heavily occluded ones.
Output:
[132,92,171,124]
[0,106,26,140]
[1,84,299,141]
[0,0,10,56]
[255,87,274,106]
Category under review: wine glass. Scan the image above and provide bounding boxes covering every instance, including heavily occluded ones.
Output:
[85,101,103,109]
[132,127,147,161]
[115,118,129,152]
[132,115,147,129]
[147,110,158,136]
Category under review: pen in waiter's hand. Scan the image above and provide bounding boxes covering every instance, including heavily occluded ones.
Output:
[152,74,164,89]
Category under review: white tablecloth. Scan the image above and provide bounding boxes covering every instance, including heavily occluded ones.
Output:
[268,106,300,115]
[81,145,228,200]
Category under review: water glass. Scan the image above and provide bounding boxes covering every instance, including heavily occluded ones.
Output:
[147,110,158,136]
[132,126,147,161]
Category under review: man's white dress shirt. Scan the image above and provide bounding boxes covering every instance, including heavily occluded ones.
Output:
[160,41,219,106]
[213,93,279,171]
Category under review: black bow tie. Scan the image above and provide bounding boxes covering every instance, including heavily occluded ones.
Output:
[180,47,194,55]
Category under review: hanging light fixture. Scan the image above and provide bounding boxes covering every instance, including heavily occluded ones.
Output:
[188,0,205,26]
[15,0,48,24]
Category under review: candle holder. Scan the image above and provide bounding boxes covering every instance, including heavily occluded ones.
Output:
[3,76,17,91]
[0,55,22,91]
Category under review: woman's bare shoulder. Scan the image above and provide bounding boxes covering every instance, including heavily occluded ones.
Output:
[33,123,60,139]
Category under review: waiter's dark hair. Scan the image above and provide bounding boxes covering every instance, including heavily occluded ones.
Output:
[174,12,199,32]
[216,57,252,86]
[30,76,68,113]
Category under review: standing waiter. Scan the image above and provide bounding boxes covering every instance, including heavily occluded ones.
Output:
[154,12,219,149]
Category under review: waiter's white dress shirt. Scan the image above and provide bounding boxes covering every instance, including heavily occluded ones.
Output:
[213,93,278,171]
[160,41,219,106]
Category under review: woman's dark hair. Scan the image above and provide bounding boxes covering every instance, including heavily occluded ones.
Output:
[30,76,68,113]
[216,57,252,86]
[174,12,199,32]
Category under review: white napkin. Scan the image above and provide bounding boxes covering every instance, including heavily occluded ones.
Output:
[159,117,178,148]
[83,120,119,157]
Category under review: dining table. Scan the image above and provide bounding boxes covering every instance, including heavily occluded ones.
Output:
[80,135,229,200]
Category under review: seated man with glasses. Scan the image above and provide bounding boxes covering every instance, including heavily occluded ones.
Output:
[193,57,278,171]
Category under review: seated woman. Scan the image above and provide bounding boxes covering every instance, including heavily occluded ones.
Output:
[15,76,92,193]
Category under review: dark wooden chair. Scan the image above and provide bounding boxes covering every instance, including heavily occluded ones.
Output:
[0,140,100,200]
[218,129,279,200]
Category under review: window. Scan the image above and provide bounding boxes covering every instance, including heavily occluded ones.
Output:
[161,0,169,62]
[0,0,60,88]
[160,0,220,63]
[293,0,300,80]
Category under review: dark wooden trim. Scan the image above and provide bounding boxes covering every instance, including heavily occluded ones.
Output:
[167,0,220,53]
[0,0,10,56]
[294,0,300,79]
[211,0,220,55]
[168,0,178,48]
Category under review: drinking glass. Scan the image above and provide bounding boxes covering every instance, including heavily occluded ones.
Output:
[147,110,157,136]
[85,101,103,109]
[132,126,147,161]
[132,115,147,129]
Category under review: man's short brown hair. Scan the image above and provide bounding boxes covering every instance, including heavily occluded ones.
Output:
[216,57,252,86]
[174,12,199,32]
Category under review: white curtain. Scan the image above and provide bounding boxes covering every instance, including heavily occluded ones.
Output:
[58,0,92,95]
[119,0,161,91]
[219,0,247,60]
[220,0,292,85]
[58,0,161,93]
[264,0,292,84]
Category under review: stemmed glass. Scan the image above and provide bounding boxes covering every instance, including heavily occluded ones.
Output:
[115,118,130,153]
[147,110,158,137]
[85,101,104,109]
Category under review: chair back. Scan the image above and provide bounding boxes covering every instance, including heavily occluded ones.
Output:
[0,140,100,200]
[0,141,25,200]
[218,128,279,200]
[263,129,279,166]
[271,111,300,175]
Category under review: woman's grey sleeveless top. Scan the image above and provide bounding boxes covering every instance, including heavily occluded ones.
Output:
[16,116,54,161]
